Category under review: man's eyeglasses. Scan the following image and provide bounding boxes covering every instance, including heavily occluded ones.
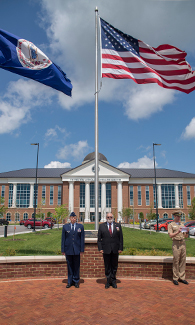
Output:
[107,217,113,219]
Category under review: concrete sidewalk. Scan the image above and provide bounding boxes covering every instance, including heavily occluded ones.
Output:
[0,277,195,325]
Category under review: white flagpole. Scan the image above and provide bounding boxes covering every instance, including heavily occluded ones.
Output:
[95,7,99,230]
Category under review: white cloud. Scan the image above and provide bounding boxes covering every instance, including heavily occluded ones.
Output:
[123,84,176,120]
[118,155,155,168]
[0,100,30,134]
[57,140,90,161]
[0,79,55,134]
[38,0,194,119]
[44,125,69,142]
[182,117,195,139]
[44,161,71,168]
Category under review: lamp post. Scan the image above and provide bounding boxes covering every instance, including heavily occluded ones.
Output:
[153,143,161,232]
[31,143,39,232]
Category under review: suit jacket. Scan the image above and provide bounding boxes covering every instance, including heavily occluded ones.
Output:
[61,223,85,255]
[98,221,123,254]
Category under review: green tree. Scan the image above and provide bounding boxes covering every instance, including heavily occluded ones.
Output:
[0,196,8,218]
[36,199,45,232]
[188,197,195,220]
[54,204,69,229]
[119,207,133,223]
[147,204,156,221]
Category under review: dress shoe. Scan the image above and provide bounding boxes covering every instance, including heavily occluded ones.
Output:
[173,280,179,285]
[75,283,79,288]
[179,279,189,285]
[66,283,72,288]
[112,282,117,288]
[105,283,110,289]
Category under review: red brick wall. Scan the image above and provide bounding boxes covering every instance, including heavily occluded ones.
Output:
[0,244,195,280]
[74,182,80,216]
[122,182,129,208]
[111,182,117,216]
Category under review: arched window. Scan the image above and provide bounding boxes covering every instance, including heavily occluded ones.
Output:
[6,212,11,221]
[163,213,168,219]
[23,212,28,220]
[15,212,20,222]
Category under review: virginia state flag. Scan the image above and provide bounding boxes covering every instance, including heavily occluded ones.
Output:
[0,29,72,96]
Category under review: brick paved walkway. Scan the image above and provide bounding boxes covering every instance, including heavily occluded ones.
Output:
[0,277,195,325]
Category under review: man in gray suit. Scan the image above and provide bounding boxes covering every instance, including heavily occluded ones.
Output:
[98,212,123,289]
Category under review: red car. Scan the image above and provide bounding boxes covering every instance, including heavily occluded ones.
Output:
[19,220,26,225]
[24,218,54,229]
[153,220,173,231]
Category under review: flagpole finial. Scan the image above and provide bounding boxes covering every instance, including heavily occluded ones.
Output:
[95,7,98,12]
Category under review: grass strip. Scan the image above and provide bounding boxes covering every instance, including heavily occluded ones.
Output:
[0,225,194,256]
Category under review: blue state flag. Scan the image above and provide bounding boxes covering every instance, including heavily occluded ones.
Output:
[0,29,72,97]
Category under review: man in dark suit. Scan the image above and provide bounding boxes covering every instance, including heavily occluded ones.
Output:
[61,212,85,288]
[98,212,123,289]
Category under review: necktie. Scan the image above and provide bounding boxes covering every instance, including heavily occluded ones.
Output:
[72,224,74,231]
[109,223,112,236]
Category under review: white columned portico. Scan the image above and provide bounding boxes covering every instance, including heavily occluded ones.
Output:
[29,183,34,208]
[12,183,17,208]
[175,184,180,208]
[84,181,90,222]
[101,181,106,222]
[69,181,74,213]
[157,184,162,208]
[117,181,123,222]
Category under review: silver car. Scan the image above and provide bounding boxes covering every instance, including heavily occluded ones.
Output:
[189,227,195,236]
[144,218,165,229]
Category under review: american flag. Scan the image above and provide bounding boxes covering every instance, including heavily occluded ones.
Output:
[100,18,195,94]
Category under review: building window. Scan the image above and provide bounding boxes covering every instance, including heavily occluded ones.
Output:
[187,186,191,206]
[90,183,101,208]
[42,186,46,205]
[15,212,20,222]
[138,186,142,206]
[23,212,28,220]
[33,184,38,208]
[161,184,175,208]
[181,213,185,222]
[80,183,85,208]
[80,212,85,222]
[6,212,11,221]
[50,186,54,205]
[178,184,183,208]
[8,184,13,207]
[58,186,62,205]
[163,213,168,219]
[153,185,156,209]
[106,183,111,208]
[130,186,133,206]
[16,184,30,208]
[90,212,101,222]
[145,186,150,206]
[1,185,5,202]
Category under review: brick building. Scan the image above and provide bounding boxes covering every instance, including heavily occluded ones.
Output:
[0,152,195,223]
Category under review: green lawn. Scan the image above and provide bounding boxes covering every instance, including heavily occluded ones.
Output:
[0,226,195,256]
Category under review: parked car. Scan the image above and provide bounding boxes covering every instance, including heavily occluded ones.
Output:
[144,218,168,229]
[189,226,195,236]
[0,218,9,226]
[184,221,195,228]
[19,219,26,225]
[153,220,173,231]
[45,217,56,224]
[24,218,54,229]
